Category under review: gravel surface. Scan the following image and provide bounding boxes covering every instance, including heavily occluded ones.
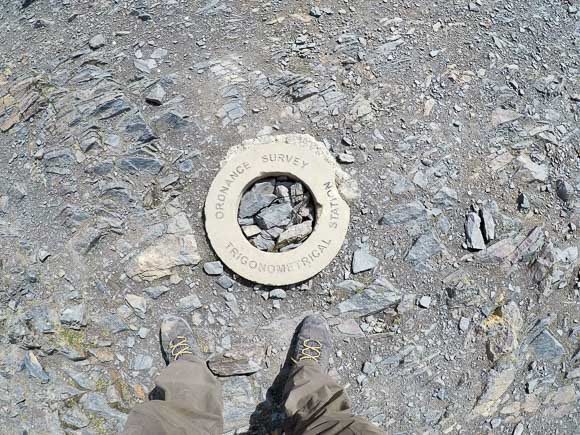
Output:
[0,1,579,434]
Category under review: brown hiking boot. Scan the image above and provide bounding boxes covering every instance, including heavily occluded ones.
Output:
[160,315,203,364]
[289,315,332,372]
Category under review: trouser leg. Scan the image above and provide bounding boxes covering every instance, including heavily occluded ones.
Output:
[283,362,384,435]
[123,359,223,435]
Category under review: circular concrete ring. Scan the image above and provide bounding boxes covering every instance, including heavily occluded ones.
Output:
[205,140,350,286]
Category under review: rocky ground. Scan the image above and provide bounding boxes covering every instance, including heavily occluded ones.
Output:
[1,0,579,434]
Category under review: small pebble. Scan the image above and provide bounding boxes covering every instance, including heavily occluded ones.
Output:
[418,296,432,309]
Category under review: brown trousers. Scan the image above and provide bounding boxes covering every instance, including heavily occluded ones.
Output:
[123,360,383,435]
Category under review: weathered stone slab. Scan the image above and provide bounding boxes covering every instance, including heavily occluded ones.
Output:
[125,213,201,281]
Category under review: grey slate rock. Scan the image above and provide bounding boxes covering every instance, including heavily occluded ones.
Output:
[337,153,355,164]
[131,354,153,370]
[556,179,574,202]
[125,294,147,319]
[61,406,90,429]
[144,285,169,299]
[265,227,284,240]
[269,288,287,299]
[217,275,235,289]
[117,152,163,175]
[93,94,131,120]
[465,212,486,250]
[80,392,127,426]
[380,201,428,226]
[239,217,255,226]
[59,346,88,362]
[517,193,530,210]
[204,261,224,276]
[134,58,157,74]
[24,351,50,383]
[255,202,293,229]
[433,187,458,209]
[92,160,114,176]
[177,295,202,312]
[529,330,565,361]
[124,112,156,143]
[145,84,166,105]
[242,224,262,238]
[152,110,192,133]
[418,295,432,308]
[151,48,168,59]
[356,374,368,386]
[98,314,129,334]
[336,280,366,292]
[362,361,377,375]
[374,39,404,56]
[276,221,313,248]
[480,208,496,242]
[405,231,444,271]
[516,155,548,183]
[337,288,401,314]
[25,306,57,334]
[225,295,240,316]
[386,170,415,195]
[138,327,150,339]
[251,234,276,251]
[208,351,262,376]
[352,248,379,273]
[72,227,104,255]
[509,226,545,265]
[178,159,194,172]
[21,0,38,8]
[459,317,471,331]
[89,34,106,50]
[60,304,87,330]
[239,179,277,218]
[310,6,322,17]
[43,148,75,173]
[290,182,304,200]
[130,0,152,20]
[65,369,96,390]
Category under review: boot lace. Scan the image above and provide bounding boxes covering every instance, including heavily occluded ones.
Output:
[169,336,192,360]
[292,339,322,364]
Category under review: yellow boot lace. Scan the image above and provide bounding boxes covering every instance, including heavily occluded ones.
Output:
[292,339,322,364]
[169,336,193,360]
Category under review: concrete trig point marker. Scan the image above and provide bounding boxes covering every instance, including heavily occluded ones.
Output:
[205,134,358,286]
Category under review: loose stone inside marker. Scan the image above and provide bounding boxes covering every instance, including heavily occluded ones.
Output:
[238,176,316,252]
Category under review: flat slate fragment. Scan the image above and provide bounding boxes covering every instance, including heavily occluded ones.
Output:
[337,288,401,314]
[352,248,379,273]
[465,212,486,250]
[143,285,170,299]
[529,330,565,361]
[380,201,428,226]
[255,201,293,229]
[204,261,224,276]
[238,179,277,218]
[406,231,444,271]
[125,213,201,281]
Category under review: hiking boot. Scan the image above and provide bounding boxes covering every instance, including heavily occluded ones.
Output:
[289,315,332,372]
[160,315,203,364]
